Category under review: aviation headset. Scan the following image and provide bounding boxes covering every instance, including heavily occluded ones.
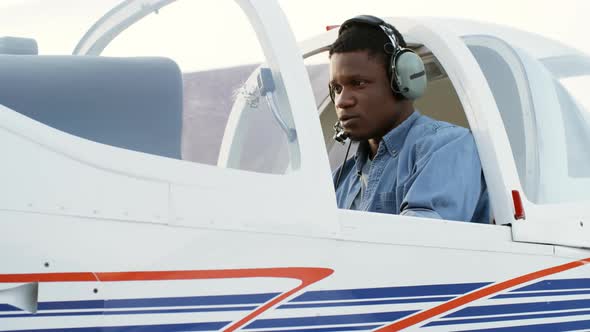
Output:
[329,15,427,101]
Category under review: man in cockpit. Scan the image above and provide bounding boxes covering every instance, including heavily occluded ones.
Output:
[330,15,489,222]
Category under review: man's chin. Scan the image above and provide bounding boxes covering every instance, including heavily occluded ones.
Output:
[345,132,368,142]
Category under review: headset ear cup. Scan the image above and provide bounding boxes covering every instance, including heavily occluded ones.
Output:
[394,50,427,100]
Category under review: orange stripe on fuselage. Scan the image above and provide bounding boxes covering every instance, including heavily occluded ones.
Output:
[0,267,334,332]
[376,257,590,331]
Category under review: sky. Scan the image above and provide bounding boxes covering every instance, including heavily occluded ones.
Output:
[280,0,590,53]
[0,0,588,70]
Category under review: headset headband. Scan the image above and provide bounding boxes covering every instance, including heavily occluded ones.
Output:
[338,15,400,54]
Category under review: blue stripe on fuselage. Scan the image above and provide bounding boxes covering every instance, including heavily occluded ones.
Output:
[446,299,590,318]
[511,278,590,292]
[289,282,490,302]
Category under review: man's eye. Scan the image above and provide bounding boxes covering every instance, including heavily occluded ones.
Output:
[352,80,367,87]
[332,85,342,94]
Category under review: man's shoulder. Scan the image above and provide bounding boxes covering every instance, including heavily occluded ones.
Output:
[409,115,471,143]
[332,155,356,179]
[406,115,475,156]
[412,115,468,135]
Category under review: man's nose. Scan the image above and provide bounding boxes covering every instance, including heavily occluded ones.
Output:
[335,88,354,109]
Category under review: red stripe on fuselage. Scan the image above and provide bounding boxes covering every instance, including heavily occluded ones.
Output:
[0,267,334,332]
[376,257,590,331]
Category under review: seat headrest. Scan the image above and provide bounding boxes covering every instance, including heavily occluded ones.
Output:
[0,37,38,55]
[0,55,183,159]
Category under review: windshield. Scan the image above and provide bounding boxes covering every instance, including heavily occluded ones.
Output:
[0,0,301,175]
[542,56,590,179]
[465,34,590,204]
[0,0,121,54]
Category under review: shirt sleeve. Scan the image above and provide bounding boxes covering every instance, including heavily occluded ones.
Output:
[332,157,358,209]
[399,126,486,222]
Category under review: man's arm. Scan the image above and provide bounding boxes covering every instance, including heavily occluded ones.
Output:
[332,157,357,209]
[399,127,486,222]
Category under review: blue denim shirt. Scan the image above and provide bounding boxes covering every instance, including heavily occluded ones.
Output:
[333,111,490,223]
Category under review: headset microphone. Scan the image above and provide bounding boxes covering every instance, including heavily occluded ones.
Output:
[333,121,348,144]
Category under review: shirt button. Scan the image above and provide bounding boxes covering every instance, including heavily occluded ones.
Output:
[392,150,398,157]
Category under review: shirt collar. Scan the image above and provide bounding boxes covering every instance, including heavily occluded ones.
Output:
[354,110,421,171]
[381,110,421,157]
